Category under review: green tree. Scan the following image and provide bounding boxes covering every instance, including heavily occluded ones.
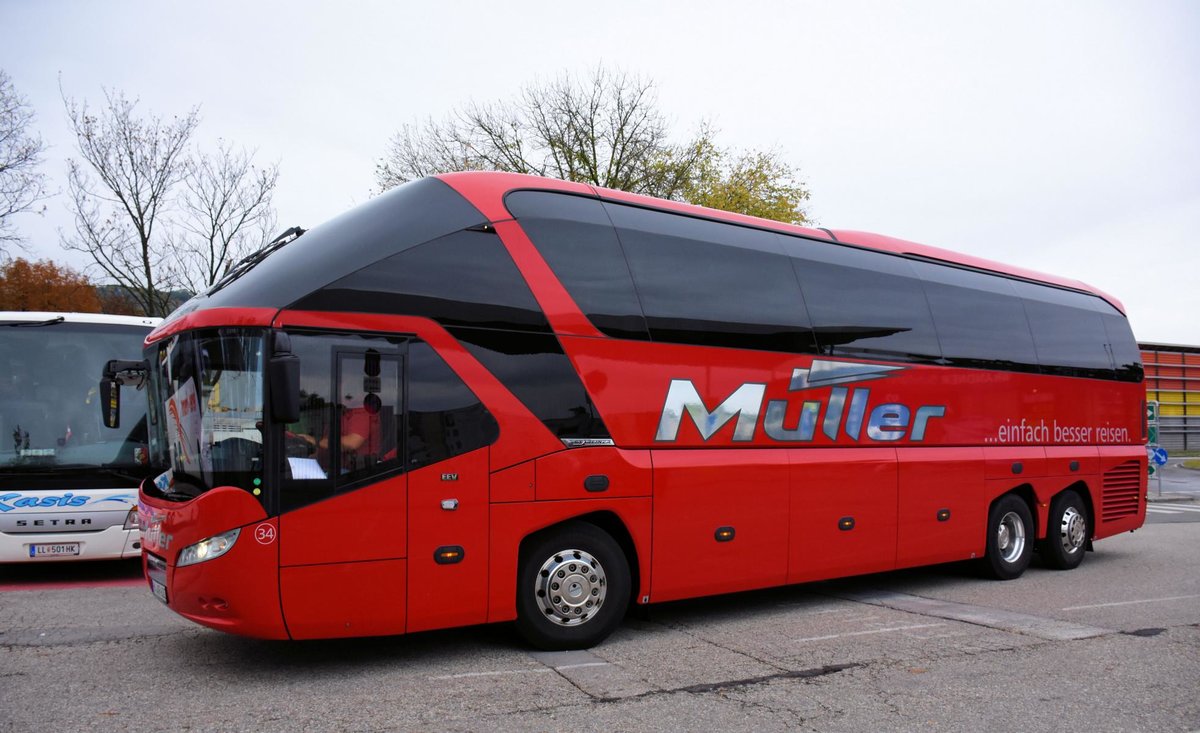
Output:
[377,67,809,224]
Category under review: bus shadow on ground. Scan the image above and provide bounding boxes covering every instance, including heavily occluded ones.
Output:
[158,544,1139,673]
[0,558,143,588]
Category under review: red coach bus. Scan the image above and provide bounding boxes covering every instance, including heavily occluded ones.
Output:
[109,172,1145,649]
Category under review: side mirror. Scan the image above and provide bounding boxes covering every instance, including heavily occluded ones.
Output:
[269,331,301,424]
[100,359,149,429]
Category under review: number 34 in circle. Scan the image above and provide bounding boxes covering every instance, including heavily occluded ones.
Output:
[254,523,276,545]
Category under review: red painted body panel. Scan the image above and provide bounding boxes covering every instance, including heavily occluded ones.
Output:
[407,449,490,633]
[167,526,287,639]
[651,450,789,602]
[438,171,594,223]
[139,488,285,639]
[555,335,1144,451]
[139,485,267,559]
[535,447,652,501]
[279,473,406,567]
[896,447,986,568]
[1044,445,1100,477]
[280,559,406,639]
[789,448,897,583]
[147,306,278,345]
[490,461,535,503]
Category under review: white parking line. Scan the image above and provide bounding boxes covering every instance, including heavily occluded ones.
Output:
[1061,594,1200,611]
[795,623,945,643]
[1159,503,1200,512]
[1147,507,1183,514]
[555,661,613,671]
[431,668,554,680]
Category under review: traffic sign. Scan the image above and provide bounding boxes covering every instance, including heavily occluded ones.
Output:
[1149,425,1158,444]
[1150,446,1169,466]
[1148,463,1156,477]
[1147,401,1159,423]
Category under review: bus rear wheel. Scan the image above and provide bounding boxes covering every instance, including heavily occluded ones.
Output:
[983,495,1033,580]
[516,521,630,650]
[1041,490,1089,570]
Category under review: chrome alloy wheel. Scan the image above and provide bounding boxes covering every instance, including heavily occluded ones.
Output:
[997,510,1027,564]
[1058,506,1087,555]
[534,548,606,626]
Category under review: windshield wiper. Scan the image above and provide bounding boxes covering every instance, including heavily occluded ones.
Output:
[2,316,66,328]
[208,226,306,295]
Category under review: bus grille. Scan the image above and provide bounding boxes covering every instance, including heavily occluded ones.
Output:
[1100,460,1142,522]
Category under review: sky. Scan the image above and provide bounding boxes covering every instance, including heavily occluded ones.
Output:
[1,0,1197,343]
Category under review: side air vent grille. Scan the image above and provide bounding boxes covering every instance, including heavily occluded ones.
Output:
[1101,460,1142,522]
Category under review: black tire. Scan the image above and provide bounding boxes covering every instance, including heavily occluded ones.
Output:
[1040,490,1089,571]
[982,494,1034,580]
[515,521,630,650]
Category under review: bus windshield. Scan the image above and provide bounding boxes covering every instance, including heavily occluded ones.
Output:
[145,329,265,499]
[0,320,151,474]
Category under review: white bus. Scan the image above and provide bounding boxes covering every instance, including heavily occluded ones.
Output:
[0,312,159,562]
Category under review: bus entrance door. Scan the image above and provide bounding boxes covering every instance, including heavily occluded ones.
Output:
[405,447,490,632]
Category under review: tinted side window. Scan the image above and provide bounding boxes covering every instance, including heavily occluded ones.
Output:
[407,341,499,469]
[451,327,609,441]
[506,191,649,340]
[605,203,818,353]
[1103,312,1143,382]
[908,261,1039,371]
[1011,282,1114,378]
[781,237,941,361]
[294,229,551,333]
[213,177,485,310]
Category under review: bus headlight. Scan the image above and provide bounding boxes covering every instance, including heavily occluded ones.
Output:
[177,528,241,567]
[123,507,140,530]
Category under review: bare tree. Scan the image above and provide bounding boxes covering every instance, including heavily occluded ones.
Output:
[377,67,710,199]
[61,89,279,316]
[172,142,279,292]
[376,66,809,223]
[0,70,49,254]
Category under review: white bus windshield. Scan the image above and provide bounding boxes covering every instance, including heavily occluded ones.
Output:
[0,321,152,472]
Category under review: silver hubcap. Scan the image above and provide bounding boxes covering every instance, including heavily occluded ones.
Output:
[1059,506,1087,554]
[534,548,606,627]
[997,511,1026,564]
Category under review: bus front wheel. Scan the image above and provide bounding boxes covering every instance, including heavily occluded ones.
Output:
[516,521,630,650]
[1040,490,1089,571]
[983,495,1034,580]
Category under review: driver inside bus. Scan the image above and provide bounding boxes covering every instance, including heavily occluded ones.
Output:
[286,392,390,478]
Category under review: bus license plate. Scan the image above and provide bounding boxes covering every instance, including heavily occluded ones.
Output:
[150,579,169,604]
[29,543,81,558]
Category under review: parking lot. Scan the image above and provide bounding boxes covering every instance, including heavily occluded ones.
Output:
[2,514,1199,733]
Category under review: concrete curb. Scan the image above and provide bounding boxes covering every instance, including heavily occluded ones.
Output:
[1146,494,1198,504]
